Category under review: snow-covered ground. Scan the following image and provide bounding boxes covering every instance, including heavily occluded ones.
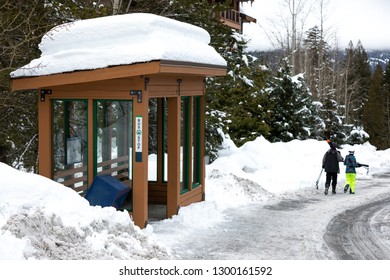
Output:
[1,135,389,260]
[147,134,390,259]
[2,135,390,279]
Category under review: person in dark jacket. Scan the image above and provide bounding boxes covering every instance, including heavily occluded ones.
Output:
[344,150,358,194]
[322,141,344,195]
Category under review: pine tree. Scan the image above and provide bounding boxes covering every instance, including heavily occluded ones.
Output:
[362,64,387,149]
[267,61,321,142]
[0,0,109,170]
[303,26,321,98]
[205,33,271,152]
[0,0,48,170]
[318,87,346,143]
[341,41,371,127]
[383,61,390,147]
[352,41,371,125]
[339,41,355,125]
[300,25,351,142]
[303,25,334,99]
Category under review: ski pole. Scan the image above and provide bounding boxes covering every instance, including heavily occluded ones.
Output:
[316,169,323,189]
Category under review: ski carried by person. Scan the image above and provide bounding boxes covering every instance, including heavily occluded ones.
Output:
[357,163,370,174]
[315,168,323,189]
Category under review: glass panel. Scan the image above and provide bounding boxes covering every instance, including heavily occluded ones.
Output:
[192,96,201,187]
[95,101,133,189]
[149,98,168,183]
[52,100,88,193]
[180,97,190,193]
[162,99,168,182]
[148,98,158,181]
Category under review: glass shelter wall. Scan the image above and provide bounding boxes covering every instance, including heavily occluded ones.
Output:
[192,96,201,187]
[180,96,202,194]
[51,99,133,209]
[148,98,158,182]
[94,100,133,189]
[148,98,168,183]
[49,88,204,219]
[52,100,88,193]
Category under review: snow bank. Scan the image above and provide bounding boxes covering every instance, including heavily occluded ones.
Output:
[205,135,385,210]
[0,163,169,260]
[11,13,226,78]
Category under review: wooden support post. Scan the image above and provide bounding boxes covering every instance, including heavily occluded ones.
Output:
[167,96,181,217]
[38,91,52,178]
[132,86,149,229]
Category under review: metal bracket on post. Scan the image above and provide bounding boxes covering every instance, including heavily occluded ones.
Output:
[130,90,142,103]
[40,89,52,102]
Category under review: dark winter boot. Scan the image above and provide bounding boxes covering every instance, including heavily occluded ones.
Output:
[344,184,350,193]
[332,187,336,194]
[324,183,330,195]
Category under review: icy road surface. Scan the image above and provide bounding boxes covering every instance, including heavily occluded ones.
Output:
[324,173,390,259]
[150,172,390,260]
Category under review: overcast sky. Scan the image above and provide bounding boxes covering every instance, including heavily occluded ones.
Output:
[242,0,390,51]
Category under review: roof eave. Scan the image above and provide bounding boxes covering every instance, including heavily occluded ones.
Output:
[10,60,227,91]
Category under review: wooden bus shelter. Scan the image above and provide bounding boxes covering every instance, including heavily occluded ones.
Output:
[10,15,226,228]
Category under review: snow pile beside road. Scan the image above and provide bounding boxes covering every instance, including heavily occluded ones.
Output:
[205,136,385,208]
[0,163,169,260]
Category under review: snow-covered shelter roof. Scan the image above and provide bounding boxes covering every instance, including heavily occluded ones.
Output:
[10,13,227,79]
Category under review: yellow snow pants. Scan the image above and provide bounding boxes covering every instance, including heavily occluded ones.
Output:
[345,173,356,193]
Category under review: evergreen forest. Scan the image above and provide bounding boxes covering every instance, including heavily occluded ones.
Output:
[1,0,390,171]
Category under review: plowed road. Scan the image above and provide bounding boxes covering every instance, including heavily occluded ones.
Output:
[152,172,390,259]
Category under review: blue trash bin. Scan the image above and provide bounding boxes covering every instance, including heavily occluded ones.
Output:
[85,175,130,209]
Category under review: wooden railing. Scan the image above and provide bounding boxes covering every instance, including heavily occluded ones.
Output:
[54,164,88,193]
[220,9,241,24]
[97,155,131,186]
[54,154,132,193]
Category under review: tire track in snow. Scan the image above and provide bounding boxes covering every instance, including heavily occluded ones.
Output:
[324,196,390,260]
